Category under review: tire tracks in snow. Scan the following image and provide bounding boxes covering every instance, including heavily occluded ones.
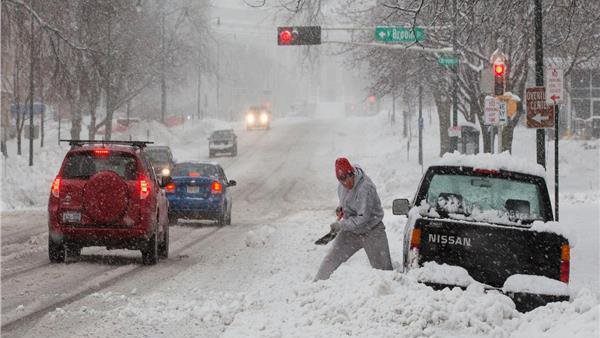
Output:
[0,226,223,336]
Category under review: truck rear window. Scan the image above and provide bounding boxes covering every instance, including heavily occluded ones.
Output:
[62,152,138,180]
[425,174,547,225]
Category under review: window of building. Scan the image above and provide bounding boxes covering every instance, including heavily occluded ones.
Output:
[593,100,600,117]
[573,99,591,119]
[592,69,600,88]
[572,69,590,88]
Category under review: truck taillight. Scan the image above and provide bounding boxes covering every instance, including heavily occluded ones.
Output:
[560,244,570,283]
[211,181,222,194]
[51,177,61,198]
[410,228,422,249]
[139,177,150,199]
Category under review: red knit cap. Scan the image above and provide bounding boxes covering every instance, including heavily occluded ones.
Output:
[335,157,354,179]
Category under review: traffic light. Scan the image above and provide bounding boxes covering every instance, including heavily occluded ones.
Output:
[277,26,321,45]
[493,59,507,96]
[494,63,505,77]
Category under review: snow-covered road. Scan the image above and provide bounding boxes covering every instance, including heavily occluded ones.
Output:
[1,113,598,337]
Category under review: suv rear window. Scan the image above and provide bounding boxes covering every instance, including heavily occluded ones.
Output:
[62,152,138,180]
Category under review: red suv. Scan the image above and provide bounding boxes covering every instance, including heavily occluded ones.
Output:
[48,140,170,265]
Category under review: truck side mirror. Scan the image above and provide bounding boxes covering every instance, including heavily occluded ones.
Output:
[228,179,237,187]
[392,198,410,216]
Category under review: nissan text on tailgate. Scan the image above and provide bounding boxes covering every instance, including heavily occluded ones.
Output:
[392,153,570,312]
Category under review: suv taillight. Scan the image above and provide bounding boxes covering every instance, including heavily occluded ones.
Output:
[51,177,61,198]
[211,181,222,194]
[560,243,570,283]
[138,176,150,199]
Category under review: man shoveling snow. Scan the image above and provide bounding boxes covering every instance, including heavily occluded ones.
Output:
[314,157,393,280]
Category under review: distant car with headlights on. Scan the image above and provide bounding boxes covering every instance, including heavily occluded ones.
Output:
[145,145,174,178]
[208,129,237,157]
[166,161,236,226]
[245,106,271,130]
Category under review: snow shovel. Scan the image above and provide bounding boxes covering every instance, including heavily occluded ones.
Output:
[315,207,342,245]
[314,229,337,245]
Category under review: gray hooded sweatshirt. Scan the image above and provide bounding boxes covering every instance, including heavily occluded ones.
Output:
[337,166,384,234]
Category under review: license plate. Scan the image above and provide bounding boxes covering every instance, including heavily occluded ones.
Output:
[187,185,200,194]
[62,211,81,223]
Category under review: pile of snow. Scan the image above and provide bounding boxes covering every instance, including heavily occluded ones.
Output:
[407,262,477,288]
[503,275,570,296]
[244,226,276,248]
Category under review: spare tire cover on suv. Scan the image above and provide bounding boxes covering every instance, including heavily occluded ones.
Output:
[83,171,129,224]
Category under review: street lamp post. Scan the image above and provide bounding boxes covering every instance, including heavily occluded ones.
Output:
[160,2,166,124]
[450,0,458,153]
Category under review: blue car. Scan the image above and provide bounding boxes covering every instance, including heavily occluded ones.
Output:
[166,162,236,225]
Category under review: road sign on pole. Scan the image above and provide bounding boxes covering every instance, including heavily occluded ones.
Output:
[526,87,555,128]
[497,100,507,125]
[484,95,499,125]
[438,54,459,67]
[447,126,461,137]
[545,65,563,104]
[374,26,425,43]
[480,71,493,94]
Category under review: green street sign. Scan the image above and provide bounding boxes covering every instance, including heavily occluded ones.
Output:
[438,55,459,66]
[375,26,425,43]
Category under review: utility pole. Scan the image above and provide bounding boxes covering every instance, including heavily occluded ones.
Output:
[450,0,458,152]
[534,0,545,168]
[160,2,166,124]
[391,77,396,125]
[28,0,34,166]
[197,67,202,119]
[418,85,423,169]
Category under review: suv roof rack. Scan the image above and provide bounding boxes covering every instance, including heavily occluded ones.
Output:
[61,139,154,148]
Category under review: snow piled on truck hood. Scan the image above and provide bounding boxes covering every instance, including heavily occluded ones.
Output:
[435,151,547,177]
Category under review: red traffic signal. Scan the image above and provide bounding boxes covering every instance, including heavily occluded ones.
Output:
[493,63,505,77]
[277,26,321,46]
[278,29,294,45]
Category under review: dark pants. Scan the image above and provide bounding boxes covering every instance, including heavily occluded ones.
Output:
[314,223,393,281]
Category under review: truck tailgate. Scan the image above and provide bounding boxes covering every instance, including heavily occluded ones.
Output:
[416,218,568,288]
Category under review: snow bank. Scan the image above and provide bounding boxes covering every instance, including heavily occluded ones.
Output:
[244,226,276,248]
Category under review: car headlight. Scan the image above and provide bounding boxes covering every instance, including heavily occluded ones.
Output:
[259,113,269,124]
[246,114,255,124]
[161,168,170,176]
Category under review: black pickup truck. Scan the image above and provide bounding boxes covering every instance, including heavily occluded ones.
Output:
[393,158,570,312]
